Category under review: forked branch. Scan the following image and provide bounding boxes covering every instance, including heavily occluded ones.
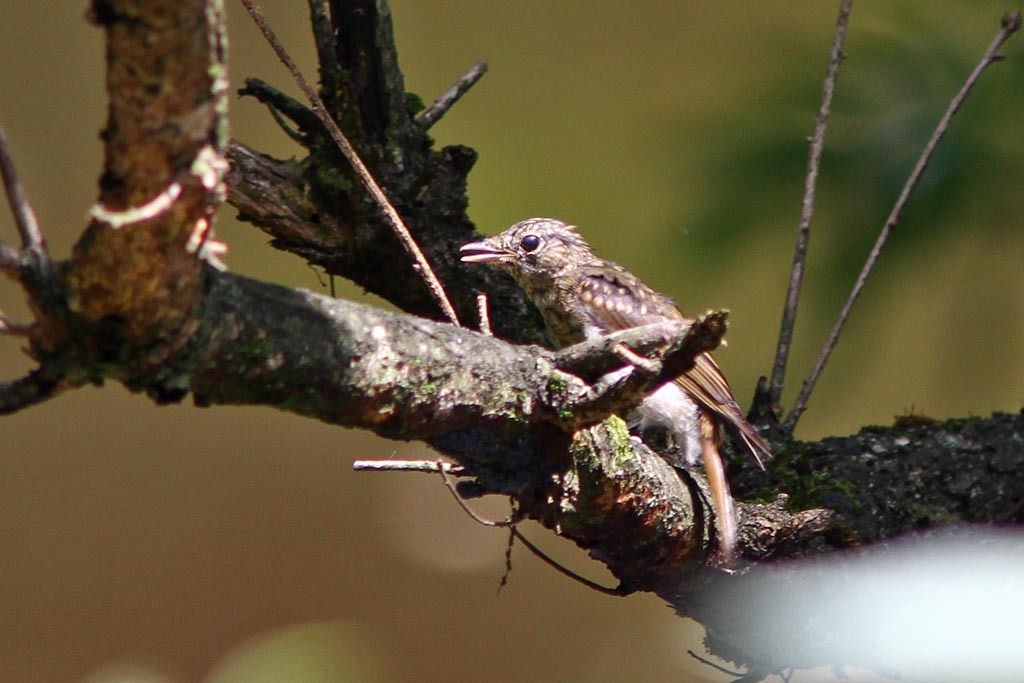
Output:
[784,11,1022,433]
[768,0,852,414]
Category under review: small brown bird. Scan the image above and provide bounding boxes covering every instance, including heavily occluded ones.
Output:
[460,218,770,560]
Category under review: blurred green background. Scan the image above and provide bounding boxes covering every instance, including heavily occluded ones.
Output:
[1,2,1021,682]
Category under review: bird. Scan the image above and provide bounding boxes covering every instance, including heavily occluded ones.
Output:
[460,217,770,561]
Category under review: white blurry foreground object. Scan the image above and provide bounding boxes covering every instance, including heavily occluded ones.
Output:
[705,527,1024,681]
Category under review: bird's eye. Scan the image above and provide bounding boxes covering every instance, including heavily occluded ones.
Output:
[520,234,541,252]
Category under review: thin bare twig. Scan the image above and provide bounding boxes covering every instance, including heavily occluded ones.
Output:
[686,650,746,678]
[352,459,466,476]
[436,462,514,527]
[435,461,626,596]
[239,0,461,327]
[508,528,627,596]
[0,121,48,266]
[0,370,63,415]
[417,61,488,130]
[769,0,852,411]
[498,525,515,595]
[784,11,1022,433]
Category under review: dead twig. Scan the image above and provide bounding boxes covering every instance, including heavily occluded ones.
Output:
[686,650,747,678]
[435,461,515,528]
[238,0,461,327]
[434,461,626,596]
[507,528,627,596]
[784,11,1022,433]
[434,464,517,595]
[417,61,488,130]
[769,0,852,413]
[352,459,467,476]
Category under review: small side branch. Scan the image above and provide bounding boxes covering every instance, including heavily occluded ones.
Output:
[0,369,63,416]
[784,11,1022,433]
[768,0,852,413]
[239,0,461,327]
[0,121,49,272]
[553,320,689,379]
[417,61,488,130]
[557,312,728,428]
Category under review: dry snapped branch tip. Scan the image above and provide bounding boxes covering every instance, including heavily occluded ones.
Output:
[239,0,461,327]
[784,10,1022,433]
[352,459,467,475]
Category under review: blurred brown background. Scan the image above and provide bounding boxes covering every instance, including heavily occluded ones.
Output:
[1,2,1021,682]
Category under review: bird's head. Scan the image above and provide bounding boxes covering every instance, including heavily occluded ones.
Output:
[459,218,595,284]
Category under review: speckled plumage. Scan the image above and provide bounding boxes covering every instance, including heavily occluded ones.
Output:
[461,217,771,560]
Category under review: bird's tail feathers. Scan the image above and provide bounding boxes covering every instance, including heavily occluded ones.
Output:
[735,421,772,470]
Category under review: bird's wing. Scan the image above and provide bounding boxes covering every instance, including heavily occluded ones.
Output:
[576,264,771,466]
[675,354,771,467]
[574,263,681,331]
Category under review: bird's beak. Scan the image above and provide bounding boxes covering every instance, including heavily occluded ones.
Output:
[459,238,508,264]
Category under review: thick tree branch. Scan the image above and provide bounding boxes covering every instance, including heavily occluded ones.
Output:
[187,271,727,443]
[63,0,229,365]
[3,1,1022,676]
[219,0,1023,647]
